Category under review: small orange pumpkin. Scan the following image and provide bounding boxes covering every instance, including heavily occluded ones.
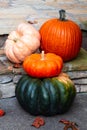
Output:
[23,51,63,78]
[39,10,82,61]
[4,22,41,63]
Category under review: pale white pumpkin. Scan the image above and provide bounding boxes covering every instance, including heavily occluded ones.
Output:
[4,22,41,63]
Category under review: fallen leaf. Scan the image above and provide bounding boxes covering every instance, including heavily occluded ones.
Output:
[0,109,5,117]
[59,119,70,125]
[13,63,21,68]
[28,20,38,24]
[32,117,45,128]
[59,119,79,130]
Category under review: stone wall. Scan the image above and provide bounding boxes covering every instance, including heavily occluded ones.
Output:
[0,48,87,98]
[0,0,87,99]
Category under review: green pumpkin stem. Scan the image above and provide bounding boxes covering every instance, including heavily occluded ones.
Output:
[59,9,66,21]
[41,51,45,60]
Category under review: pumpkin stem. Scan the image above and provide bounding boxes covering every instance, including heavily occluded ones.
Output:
[41,51,45,60]
[13,38,17,43]
[59,9,66,21]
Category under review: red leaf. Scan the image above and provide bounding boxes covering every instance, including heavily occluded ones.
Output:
[32,117,45,128]
[59,119,70,125]
[0,109,5,117]
[59,119,79,130]
[13,63,21,68]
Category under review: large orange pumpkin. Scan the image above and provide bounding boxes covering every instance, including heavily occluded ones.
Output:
[4,22,41,63]
[23,51,63,78]
[39,10,82,61]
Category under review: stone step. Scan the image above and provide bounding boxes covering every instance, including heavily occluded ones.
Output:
[0,73,87,99]
[0,48,87,99]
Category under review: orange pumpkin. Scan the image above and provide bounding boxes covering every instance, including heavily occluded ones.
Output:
[23,51,63,78]
[4,22,41,63]
[39,10,82,61]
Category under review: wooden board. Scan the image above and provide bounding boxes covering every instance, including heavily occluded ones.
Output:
[0,0,87,34]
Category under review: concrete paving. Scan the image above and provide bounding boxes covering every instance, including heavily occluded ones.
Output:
[0,93,87,130]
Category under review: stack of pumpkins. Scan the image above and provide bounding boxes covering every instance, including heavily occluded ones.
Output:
[4,10,82,116]
[15,52,76,116]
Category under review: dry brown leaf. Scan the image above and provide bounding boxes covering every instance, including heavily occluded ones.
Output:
[32,117,45,128]
[13,63,21,68]
[59,119,79,130]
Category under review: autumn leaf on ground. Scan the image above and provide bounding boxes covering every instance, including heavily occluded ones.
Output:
[32,117,45,128]
[13,63,21,68]
[0,109,5,117]
[59,119,79,130]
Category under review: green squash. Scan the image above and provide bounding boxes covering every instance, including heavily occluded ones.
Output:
[15,73,76,116]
